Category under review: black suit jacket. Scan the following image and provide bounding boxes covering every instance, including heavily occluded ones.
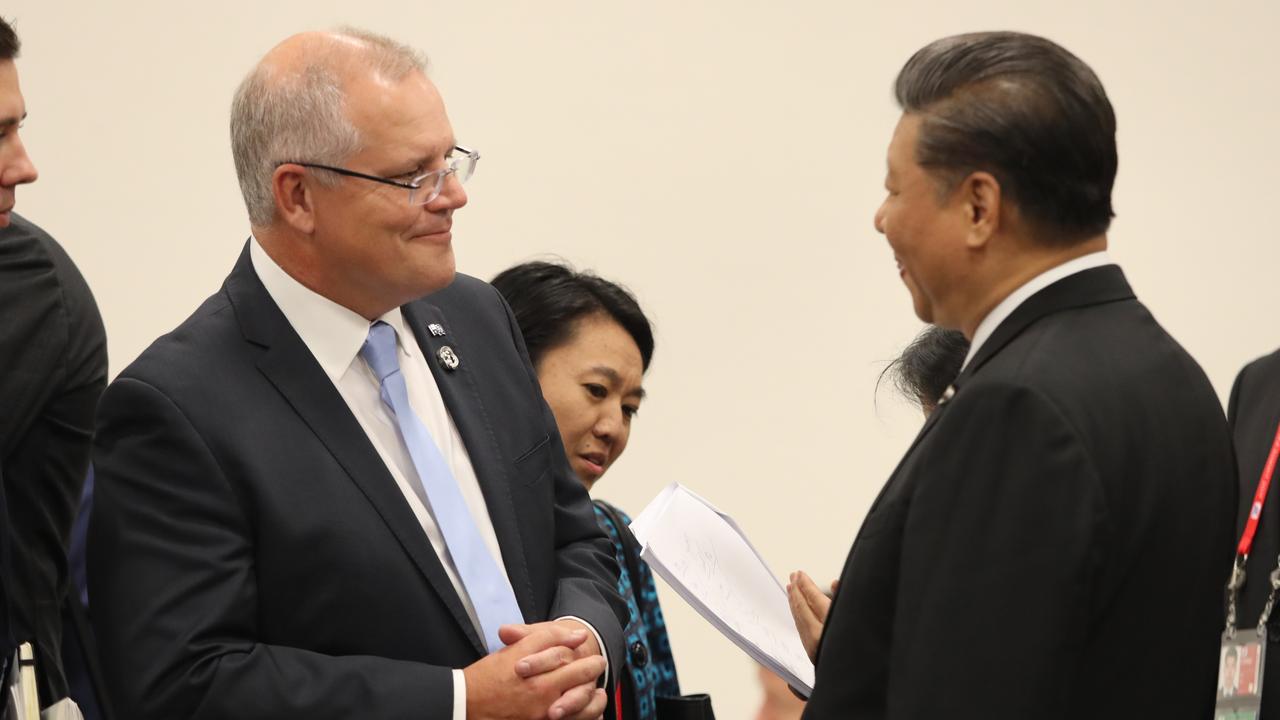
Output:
[1228,347,1280,717]
[804,266,1236,719]
[0,213,107,705]
[88,246,627,719]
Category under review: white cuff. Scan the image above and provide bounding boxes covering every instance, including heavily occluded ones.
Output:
[451,669,467,720]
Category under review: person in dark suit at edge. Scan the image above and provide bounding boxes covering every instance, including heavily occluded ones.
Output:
[88,28,625,720]
[796,31,1235,719]
[0,14,107,717]
[1227,347,1280,716]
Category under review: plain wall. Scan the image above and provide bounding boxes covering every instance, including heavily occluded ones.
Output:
[7,1,1277,717]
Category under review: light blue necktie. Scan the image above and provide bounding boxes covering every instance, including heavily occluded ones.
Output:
[361,321,523,653]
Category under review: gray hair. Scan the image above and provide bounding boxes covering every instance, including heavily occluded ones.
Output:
[230,27,428,227]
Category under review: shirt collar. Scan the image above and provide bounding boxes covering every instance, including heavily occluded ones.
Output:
[961,250,1115,371]
[249,237,417,384]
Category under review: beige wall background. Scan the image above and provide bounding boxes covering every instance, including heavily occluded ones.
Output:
[7,1,1277,716]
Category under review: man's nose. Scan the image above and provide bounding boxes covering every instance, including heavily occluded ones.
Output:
[428,171,467,211]
[1,135,38,188]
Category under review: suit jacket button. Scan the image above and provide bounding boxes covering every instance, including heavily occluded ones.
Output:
[629,641,649,668]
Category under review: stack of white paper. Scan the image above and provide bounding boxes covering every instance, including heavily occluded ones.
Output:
[630,482,815,694]
[6,644,40,720]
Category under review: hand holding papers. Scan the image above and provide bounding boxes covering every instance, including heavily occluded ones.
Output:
[630,482,815,694]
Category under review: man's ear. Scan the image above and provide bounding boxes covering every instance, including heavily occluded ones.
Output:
[959,171,1001,249]
[272,164,317,235]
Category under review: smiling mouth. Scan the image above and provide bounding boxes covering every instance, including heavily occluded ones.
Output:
[412,225,451,240]
[578,452,606,473]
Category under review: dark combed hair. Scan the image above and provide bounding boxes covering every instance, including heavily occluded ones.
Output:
[884,326,970,410]
[895,31,1117,244]
[0,18,18,60]
[491,260,655,372]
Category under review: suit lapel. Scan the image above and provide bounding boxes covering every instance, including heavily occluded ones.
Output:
[865,397,951,515]
[402,302,538,623]
[869,266,1135,515]
[954,265,1136,390]
[224,246,487,655]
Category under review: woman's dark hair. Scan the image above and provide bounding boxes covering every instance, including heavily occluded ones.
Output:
[883,326,970,410]
[895,31,1117,244]
[0,18,19,60]
[491,260,654,371]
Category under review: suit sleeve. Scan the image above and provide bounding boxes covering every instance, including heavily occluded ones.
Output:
[491,283,628,676]
[887,381,1106,719]
[89,377,454,720]
[0,222,107,704]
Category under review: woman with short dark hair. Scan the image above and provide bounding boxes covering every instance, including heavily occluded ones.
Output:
[493,260,709,720]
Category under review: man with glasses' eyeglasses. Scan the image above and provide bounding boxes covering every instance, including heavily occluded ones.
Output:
[283,146,479,210]
[88,27,625,720]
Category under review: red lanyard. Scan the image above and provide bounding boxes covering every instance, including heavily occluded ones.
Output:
[1238,417,1280,558]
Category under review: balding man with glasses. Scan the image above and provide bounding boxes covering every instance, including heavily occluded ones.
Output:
[88,28,626,720]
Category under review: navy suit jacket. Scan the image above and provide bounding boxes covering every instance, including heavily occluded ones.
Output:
[88,245,627,719]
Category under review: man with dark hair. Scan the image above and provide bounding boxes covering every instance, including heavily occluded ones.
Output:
[803,32,1234,718]
[0,14,108,717]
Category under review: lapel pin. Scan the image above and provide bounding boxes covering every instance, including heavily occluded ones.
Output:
[437,345,460,371]
[937,385,956,405]
[428,323,446,337]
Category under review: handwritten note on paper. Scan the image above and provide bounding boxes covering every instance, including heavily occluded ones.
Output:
[630,482,816,694]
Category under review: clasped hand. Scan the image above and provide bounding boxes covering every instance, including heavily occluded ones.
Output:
[464,619,607,720]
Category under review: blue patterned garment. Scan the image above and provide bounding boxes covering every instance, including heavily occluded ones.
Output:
[594,501,681,720]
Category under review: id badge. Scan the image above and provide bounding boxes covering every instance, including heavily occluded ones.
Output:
[1215,628,1267,719]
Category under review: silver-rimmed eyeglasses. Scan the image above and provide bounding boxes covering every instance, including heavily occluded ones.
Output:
[280,145,479,206]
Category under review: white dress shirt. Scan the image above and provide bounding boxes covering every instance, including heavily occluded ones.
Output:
[961,251,1115,372]
[250,240,506,719]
